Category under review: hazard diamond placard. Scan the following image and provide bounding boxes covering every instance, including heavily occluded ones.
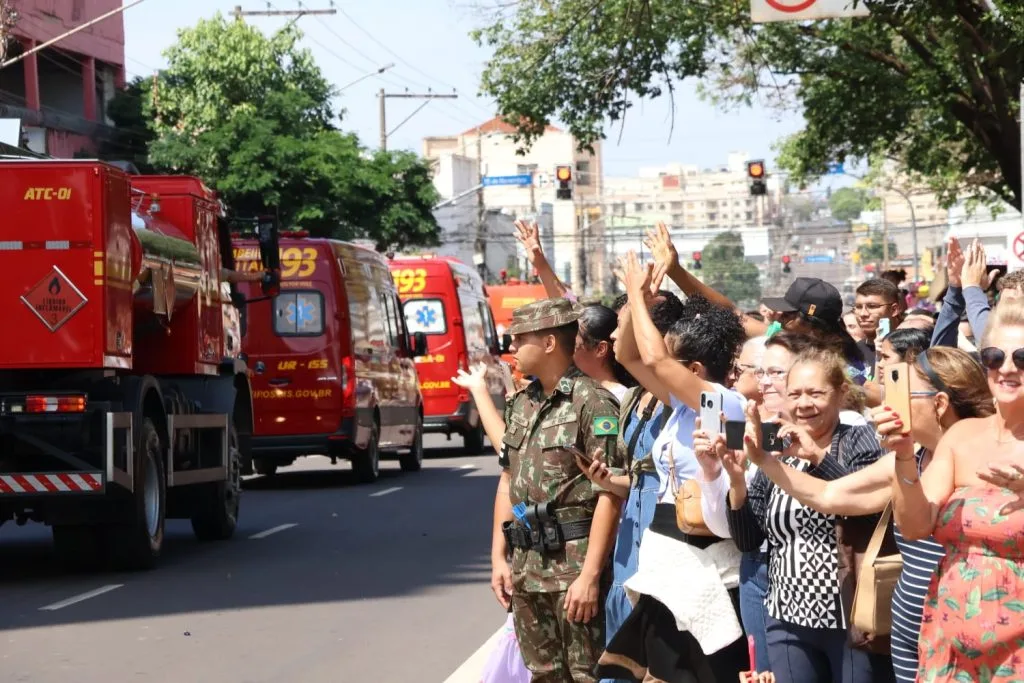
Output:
[21,267,88,332]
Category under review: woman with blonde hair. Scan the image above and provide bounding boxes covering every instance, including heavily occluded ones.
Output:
[892,297,1024,682]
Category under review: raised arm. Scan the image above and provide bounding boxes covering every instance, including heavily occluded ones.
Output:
[757,452,894,517]
[646,222,767,337]
[932,237,966,349]
[514,220,571,300]
[452,363,506,449]
[613,267,673,407]
[889,407,957,541]
[622,251,712,411]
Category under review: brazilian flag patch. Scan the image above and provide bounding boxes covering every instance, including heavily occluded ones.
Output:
[593,416,619,436]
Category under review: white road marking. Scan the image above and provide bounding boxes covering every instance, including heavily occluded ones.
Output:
[369,486,402,497]
[39,584,124,611]
[248,523,298,539]
[458,464,476,470]
[441,624,507,683]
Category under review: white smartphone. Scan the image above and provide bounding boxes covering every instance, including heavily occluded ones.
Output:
[700,391,723,438]
[877,318,891,340]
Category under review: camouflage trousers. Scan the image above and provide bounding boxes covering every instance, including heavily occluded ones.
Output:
[511,590,606,683]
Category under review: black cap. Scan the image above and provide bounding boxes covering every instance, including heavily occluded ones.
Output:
[763,277,843,325]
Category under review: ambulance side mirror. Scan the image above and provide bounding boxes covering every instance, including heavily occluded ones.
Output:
[257,215,281,297]
[411,332,428,357]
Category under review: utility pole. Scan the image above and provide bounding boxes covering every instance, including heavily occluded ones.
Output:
[377,91,458,151]
[881,198,890,271]
[476,127,486,280]
[232,4,337,23]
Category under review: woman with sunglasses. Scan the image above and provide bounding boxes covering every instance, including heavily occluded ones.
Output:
[723,347,992,683]
[893,297,1024,682]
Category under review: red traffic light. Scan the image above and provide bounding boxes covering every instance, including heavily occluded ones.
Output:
[781,255,791,264]
[747,161,766,179]
[556,165,572,182]
[692,251,702,261]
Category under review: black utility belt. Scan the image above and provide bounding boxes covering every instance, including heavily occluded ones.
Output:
[502,517,592,553]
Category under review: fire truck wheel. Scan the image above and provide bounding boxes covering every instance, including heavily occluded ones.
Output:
[190,422,241,542]
[254,459,278,476]
[353,421,381,484]
[463,422,485,455]
[107,417,166,571]
[52,525,104,572]
[399,413,424,473]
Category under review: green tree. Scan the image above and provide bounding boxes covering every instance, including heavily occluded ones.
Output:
[829,187,869,223]
[700,231,761,306]
[857,230,898,264]
[473,1,1024,211]
[143,14,439,250]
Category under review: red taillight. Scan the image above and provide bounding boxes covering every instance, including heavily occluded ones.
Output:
[25,395,87,414]
[340,356,355,417]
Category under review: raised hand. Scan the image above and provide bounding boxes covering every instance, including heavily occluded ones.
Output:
[869,404,915,460]
[644,222,679,274]
[451,362,488,393]
[513,219,544,265]
[946,237,965,288]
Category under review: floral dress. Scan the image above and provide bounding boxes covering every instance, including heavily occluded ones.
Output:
[918,486,1024,683]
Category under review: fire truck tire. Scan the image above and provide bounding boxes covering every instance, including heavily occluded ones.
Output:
[399,413,424,473]
[52,525,104,572]
[463,422,485,455]
[107,417,166,571]
[353,421,381,484]
[190,422,241,542]
[253,459,278,476]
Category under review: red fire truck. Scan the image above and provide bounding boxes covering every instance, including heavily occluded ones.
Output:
[0,158,279,570]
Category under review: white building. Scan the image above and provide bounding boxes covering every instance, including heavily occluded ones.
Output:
[423,117,603,292]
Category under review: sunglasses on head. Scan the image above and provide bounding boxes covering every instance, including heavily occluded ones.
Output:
[979,347,1024,371]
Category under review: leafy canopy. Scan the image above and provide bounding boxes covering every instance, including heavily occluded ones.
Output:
[858,230,898,265]
[474,0,1024,210]
[829,187,871,223]
[701,231,762,306]
[141,14,439,251]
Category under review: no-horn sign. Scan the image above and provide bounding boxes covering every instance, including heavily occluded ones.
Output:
[751,0,870,22]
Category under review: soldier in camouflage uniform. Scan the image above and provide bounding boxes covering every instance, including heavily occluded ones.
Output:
[490,298,625,683]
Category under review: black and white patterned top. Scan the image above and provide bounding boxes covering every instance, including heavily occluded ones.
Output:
[726,424,884,629]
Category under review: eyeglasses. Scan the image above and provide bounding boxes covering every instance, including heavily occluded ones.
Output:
[734,363,757,375]
[754,367,788,380]
[980,347,1024,371]
[910,391,938,398]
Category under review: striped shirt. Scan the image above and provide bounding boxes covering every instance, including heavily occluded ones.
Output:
[890,449,945,683]
[726,424,884,629]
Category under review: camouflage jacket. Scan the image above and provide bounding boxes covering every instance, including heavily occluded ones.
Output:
[499,365,623,593]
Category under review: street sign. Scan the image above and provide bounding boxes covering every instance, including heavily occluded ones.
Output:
[804,254,835,264]
[751,0,869,23]
[1010,230,1024,271]
[827,162,845,175]
[482,174,533,187]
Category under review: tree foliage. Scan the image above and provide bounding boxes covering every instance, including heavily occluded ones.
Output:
[858,230,898,264]
[473,0,1024,211]
[701,231,761,305]
[141,14,439,251]
[829,187,870,223]
[96,76,158,172]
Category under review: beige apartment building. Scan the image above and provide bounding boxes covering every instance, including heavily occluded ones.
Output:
[423,117,606,291]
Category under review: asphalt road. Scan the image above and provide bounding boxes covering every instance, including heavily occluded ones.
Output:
[0,435,504,683]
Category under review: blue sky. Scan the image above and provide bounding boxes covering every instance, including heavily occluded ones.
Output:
[123,0,806,178]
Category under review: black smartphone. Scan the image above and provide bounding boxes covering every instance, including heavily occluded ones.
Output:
[563,444,593,466]
[725,421,746,450]
[762,423,791,452]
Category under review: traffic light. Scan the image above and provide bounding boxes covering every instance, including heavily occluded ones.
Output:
[747,160,767,196]
[692,251,702,270]
[555,165,573,200]
[782,254,791,274]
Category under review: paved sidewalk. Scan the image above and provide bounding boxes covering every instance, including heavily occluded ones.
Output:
[441,623,505,683]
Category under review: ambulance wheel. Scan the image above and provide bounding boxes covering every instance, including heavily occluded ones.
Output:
[107,417,166,571]
[52,525,104,572]
[399,414,424,473]
[254,459,278,477]
[463,422,485,455]
[190,422,241,542]
[353,421,381,483]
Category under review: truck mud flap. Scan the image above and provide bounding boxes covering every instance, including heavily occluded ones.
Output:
[107,412,134,492]
[0,472,105,495]
[166,413,228,487]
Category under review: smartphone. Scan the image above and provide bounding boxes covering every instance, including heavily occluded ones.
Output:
[762,423,790,452]
[725,420,746,450]
[877,318,891,340]
[700,391,723,438]
[883,362,913,435]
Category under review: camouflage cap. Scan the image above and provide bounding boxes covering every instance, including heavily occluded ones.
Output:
[507,298,580,336]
